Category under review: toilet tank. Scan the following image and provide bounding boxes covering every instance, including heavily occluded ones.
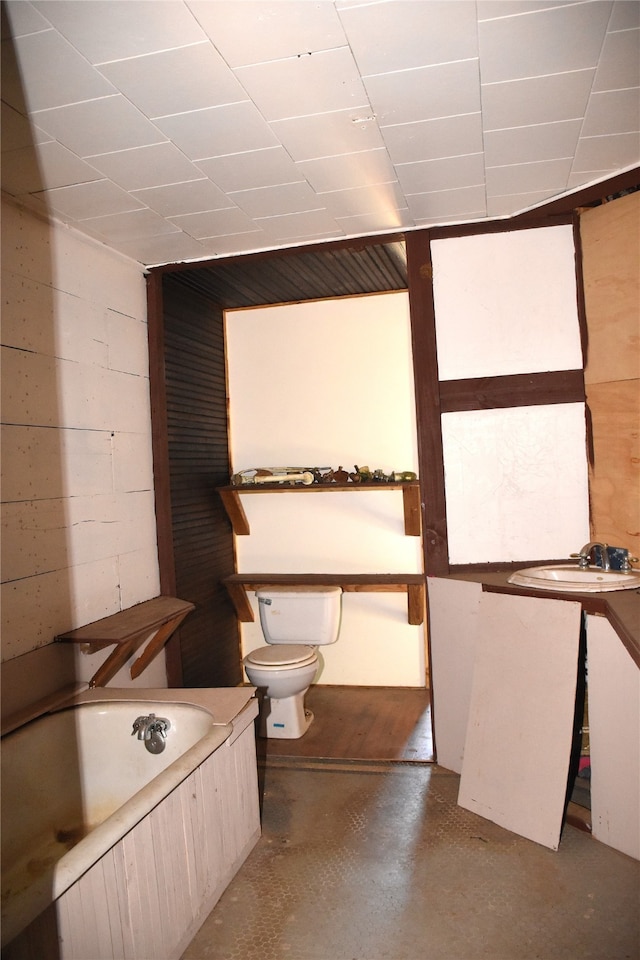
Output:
[256,586,342,645]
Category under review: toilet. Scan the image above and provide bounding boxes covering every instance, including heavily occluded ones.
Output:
[243,585,342,739]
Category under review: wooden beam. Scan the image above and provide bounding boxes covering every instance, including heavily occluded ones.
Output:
[439,369,585,413]
[406,230,449,576]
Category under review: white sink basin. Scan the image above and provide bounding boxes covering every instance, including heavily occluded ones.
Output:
[508,564,640,593]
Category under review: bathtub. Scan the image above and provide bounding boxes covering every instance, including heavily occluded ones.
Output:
[2,688,260,960]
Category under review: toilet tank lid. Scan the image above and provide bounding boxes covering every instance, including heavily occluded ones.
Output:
[255,585,342,600]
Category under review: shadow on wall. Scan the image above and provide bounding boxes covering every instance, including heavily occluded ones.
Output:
[2,14,79,955]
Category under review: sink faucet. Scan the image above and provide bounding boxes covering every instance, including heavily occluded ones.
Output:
[574,542,610,570]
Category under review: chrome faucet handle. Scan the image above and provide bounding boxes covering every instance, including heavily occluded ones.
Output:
[132,714,154,739]
[570,552,591,568]
[149,716,171,739]
[131,716,144,737]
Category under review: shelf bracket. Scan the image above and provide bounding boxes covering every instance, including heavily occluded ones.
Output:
[56,596,195,687]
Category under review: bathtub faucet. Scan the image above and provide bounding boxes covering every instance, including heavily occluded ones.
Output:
[131,714,171,754]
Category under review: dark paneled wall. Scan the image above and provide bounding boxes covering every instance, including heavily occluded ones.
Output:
[160,276,240,686]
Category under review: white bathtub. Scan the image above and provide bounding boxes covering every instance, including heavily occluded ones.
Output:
[1,688,260,960]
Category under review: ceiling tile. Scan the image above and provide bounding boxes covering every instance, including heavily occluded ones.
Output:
[484,119,583,167]
[271,109,386,162]
[1,146,47,196]
[98,42,246,119]
[407,184,487,221]
[335,207,413,234]
[396,153,486,195]
[363,59,481,127]
[188,0,346,67]
[132,179,234,218]
[3,1,51,36]
[154,102,279,161]
[78,209,181,243]
[477,2,585,19]
[196,147,301,192]
[234,47,370,122]
[254,208,342,241]
[478,3,612,84]
[199,230,270,258]
[608,0,640,31]
[486,188,560,218]
[87,143,203,192]
[169,207,258,240]
[339,0,479,75]
[1,0,637,266]
[33,96,167,157]
[485,158,573,197]
[296,149,397,193]
[3,29,115,113]
[582,88,640,136]
[2,140,103,195]
[481,70,594,130]
[113,233,208,267]
[1,102,47,152]
[38,179,145,221]
[592,28,640,92]
[572,131,640,172]
[228,181,320,219]
[32,0,206,64]
[381,113,483,165]
[320,181,406,219]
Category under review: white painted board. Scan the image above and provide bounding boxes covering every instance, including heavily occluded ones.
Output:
[427,577,482,774]
[587,614,640,860]
[458,591,582,850]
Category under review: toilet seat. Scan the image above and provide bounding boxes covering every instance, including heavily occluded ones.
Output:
[244,644,316,668]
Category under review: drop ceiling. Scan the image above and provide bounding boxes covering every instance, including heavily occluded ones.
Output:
[2,0,639,268]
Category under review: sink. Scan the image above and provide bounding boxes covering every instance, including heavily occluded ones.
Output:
[508,564,640,593]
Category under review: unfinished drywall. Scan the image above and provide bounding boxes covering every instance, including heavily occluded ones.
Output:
[1,198,162,692]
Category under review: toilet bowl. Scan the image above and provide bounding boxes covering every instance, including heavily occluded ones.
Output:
[243,644,319,738]
[243,586,342,740]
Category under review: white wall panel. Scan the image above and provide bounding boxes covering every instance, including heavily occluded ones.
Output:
[442,403,590,563]
[432,224,582,380]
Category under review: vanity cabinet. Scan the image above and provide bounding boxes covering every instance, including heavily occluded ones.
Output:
[428,576,640,859]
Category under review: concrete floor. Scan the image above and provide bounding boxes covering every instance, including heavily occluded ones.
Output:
[182,761,639,960]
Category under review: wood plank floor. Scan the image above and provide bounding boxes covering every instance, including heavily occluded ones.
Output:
[257,685,434,763]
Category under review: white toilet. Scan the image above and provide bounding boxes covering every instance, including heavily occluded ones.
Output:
[243,585,342,739]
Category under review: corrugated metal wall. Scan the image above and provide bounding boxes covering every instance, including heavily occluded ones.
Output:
[162,277,240,687]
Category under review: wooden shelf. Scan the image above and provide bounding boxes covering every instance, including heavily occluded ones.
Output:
[218,481,421,536]
[222,574,425,625]
[56,596,195,688]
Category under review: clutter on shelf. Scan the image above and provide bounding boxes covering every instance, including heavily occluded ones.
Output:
[230,465,418,486]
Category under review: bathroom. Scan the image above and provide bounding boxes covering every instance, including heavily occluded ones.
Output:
[4,181,638,787]
[2,166,640,960]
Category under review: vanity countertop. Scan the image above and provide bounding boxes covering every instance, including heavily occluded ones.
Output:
[439,569,640,668]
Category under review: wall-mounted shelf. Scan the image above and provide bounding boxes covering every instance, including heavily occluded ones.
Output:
[222,573,425,625]
[218,481,422,537]
[56,595,195,687]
